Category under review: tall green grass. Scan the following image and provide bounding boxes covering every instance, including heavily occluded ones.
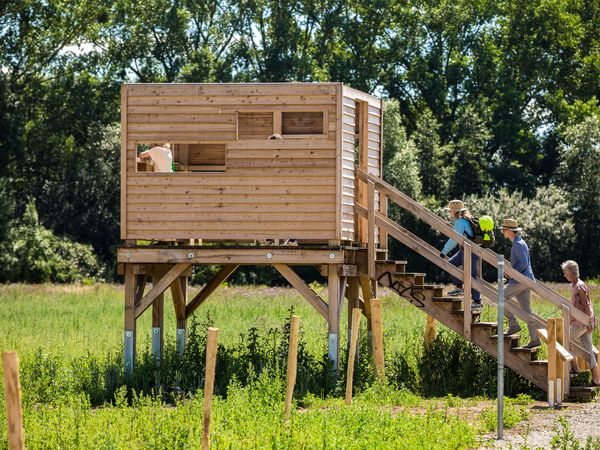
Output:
[1,282,596,448]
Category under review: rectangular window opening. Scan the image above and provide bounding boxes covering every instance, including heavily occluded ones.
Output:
[238,112,274,139]
[135,143,226,173]
[282,112,324,135]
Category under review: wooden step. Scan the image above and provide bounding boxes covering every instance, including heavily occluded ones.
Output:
[413,284,444,296]
[530,360,548,367]
[471,321,497,329]
[511,346,540,354]
[490,334,521,348]
[569,386,598,401]
[452,309,483,317]
[432,296,463,315]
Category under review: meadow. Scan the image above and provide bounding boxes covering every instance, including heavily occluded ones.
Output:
[0,282,598,449]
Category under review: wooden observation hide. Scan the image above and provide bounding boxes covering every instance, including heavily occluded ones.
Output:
[120,83,383,244]
[118,83,597,400]
[119,83,385,376]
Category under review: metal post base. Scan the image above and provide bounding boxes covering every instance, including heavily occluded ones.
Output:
[176,328,186,355]
[152,327,161,363]
[328,333,338,371]
[124,330,135,374]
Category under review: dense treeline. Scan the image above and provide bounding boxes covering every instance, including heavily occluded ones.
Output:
[0,0,598,282]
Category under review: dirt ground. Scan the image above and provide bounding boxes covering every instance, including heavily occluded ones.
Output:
[481,399,600,449]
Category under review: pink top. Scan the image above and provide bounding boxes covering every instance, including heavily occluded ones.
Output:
[571,279,593,326]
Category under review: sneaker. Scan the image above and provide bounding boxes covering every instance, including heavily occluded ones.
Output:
[448,287,464,296]
[505,325,521,336]
[471,302,483,311]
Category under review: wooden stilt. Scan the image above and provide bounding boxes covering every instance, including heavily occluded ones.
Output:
[424,316,436,347]
[124,264,136,374]
[359,275,373,352]
[3,351,25,450]
[346,277,361,357]
[150,269,165,363]
[172,275,188,355]
[328,265,342,372]
[370,298,385,380]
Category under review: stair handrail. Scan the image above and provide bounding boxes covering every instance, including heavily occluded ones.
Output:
[355,168,592,329]
[357,202,593,362]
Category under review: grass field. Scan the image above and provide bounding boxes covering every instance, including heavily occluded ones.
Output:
[0,282,597,448]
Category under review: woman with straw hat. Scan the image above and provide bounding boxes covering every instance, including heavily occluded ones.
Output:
[501,218,541,348]
[440,200,482,311]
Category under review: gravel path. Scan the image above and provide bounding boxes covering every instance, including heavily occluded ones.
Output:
[482,399,600,449]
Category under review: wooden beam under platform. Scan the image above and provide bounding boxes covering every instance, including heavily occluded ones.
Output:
[117,247,346,265]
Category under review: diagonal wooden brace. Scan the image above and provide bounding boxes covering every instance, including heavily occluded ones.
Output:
[274,264,329,320]
[185,264,239,319]
[135,263,190,319]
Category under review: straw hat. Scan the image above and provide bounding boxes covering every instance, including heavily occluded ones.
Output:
[444,199,467,212]
[500,218,522,231]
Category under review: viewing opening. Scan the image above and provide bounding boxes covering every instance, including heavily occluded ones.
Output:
[282,112,324,135]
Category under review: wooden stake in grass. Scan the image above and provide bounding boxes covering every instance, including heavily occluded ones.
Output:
[346,308,362,405]
[3,351,25,450]
[202,327,219,450]
[284,315,300,423]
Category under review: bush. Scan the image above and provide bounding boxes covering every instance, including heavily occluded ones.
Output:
[461,185,575,281]
[0,199,104,283]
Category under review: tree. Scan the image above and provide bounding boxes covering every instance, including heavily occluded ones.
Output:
[557,114,600,277]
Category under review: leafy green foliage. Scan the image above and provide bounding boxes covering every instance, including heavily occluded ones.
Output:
[1,0,600,281]
[0,200,104,283]
[462,185,576,280]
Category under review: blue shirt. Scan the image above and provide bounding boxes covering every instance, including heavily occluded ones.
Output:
[442,217,473,256]
[509,235,535,284]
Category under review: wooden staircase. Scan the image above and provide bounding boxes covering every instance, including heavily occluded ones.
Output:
[375,260,547,389]
[355,168,598,399]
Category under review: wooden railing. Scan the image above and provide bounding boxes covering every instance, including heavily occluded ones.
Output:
[355,168,593,364]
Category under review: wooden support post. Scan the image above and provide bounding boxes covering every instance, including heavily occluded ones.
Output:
[151,271,164,363]
[555,317,565,405]
[547,318,557,407]
[347,277,361,356]
[359,275,373,352]
[284,316,300,423]
[367,180,376,279]
[202,327,219,450]
[370,298,385,380]
[172,275,188,355]
[346,308,362,405]
[328,265,342,373]
[124,264,136,374]
[3,351,25,450]
[463,242,472,341]
[424,316,437,347]
[561,306,571,397]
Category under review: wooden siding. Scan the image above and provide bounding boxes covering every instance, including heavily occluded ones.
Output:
[122,83,341,241]
[340,86,382,243]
